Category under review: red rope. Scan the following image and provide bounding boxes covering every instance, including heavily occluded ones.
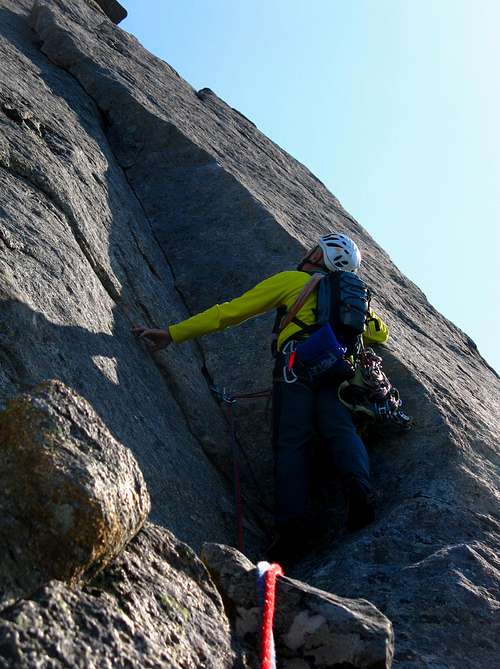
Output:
[260,563,284,669]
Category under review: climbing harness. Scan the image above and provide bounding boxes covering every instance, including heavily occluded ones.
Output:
[201,366,272,550]
[338,347,412,428]
[257,561,284,669]
[279,326,355,385]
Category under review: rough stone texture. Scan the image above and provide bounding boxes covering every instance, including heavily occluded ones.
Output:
[0,379,150,603]
[0,0,499,666]
[299,501,500,668]
[202,542,394,668]
[0,523,236,669]
[0,0,240,551]
[93,0,126,25]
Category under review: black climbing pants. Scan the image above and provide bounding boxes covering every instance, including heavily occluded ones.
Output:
[272,373,371,529]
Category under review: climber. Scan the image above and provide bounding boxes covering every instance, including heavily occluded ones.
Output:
[132,233,388,561]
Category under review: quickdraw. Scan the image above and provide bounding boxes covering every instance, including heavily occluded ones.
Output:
[201,366,272,550]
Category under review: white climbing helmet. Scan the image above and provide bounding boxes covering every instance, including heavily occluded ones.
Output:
[318,233,361,273]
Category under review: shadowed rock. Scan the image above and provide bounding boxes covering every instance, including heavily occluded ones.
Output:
[0,524,236,669]
[202,543,394,668]
[93,0,126,24]
[0,379,150,602]
[0,0,236,551]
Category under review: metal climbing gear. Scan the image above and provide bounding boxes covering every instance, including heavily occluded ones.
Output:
[201,366,272,550]
[338,347,412,428]
[281,340,298,384]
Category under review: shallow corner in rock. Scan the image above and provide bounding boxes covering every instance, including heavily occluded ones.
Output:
[0,379,150,602]
[201,542,394,668]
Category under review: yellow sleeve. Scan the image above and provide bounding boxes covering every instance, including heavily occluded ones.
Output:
[168,272,292,344]
[363,310,389,345]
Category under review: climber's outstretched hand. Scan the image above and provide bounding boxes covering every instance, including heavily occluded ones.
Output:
[132,326,172,352]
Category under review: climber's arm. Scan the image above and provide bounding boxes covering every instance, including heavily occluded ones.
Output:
[168,272,292,344]
[133,272,294,349]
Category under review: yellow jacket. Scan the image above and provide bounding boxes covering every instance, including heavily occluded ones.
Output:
[169,270,389,350]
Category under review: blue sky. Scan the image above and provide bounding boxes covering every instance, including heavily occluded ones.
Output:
[120,0,500,373]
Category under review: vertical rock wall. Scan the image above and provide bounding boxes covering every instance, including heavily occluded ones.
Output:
[0,0,499,666]
[0,0,236,549]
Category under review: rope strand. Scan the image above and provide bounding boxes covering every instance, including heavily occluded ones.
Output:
[257,561,284,669]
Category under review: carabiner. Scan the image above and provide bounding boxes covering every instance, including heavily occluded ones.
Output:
[281,340,298,384]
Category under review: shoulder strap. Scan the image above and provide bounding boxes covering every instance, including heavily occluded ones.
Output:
[278,273,323,333]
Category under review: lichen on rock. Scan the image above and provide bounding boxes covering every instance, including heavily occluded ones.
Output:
[0,524,237,669]
[0,379,150,602]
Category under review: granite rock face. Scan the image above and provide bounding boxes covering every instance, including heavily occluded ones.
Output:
[0,0,237,551]
[0,381,390,669]
[0,379,150,603]
[202,543,394,669]
[0,523,236,669]
[93,0,127,25]
[0,0,499,667]
[0,381,235,668]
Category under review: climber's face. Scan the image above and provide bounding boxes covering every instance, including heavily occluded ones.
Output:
[308,247,324,265]
[298,246,325,271]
